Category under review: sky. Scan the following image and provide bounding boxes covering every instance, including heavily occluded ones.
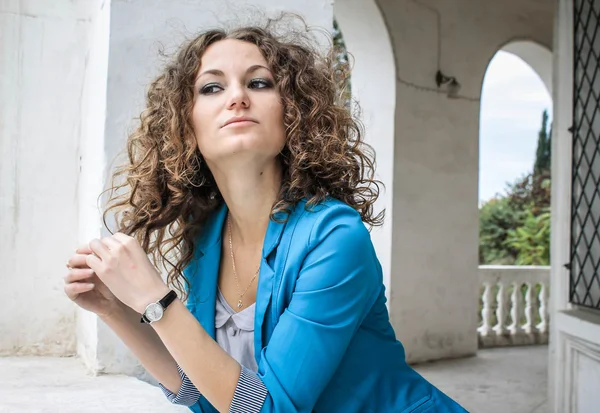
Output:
[479,51,553,203]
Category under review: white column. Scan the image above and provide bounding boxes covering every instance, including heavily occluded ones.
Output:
[548,0,575,410]
[0,0,93,357]
[376,0,483,363]
[333,0,396,301]
[77,0,111,373]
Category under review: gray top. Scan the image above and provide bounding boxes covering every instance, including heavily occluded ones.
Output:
[215,289,258,373]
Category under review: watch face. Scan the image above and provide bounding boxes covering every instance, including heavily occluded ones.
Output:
[145,303,164,322]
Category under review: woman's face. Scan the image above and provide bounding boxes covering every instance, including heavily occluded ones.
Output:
[191,39,286,167]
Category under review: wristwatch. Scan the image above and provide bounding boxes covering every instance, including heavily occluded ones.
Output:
[140,290,178,324]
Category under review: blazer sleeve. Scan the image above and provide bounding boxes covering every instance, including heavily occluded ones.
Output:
[228,204,382,413]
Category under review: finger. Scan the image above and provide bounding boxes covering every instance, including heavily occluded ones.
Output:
[75,244,93,255]
[112,232,134,247]
[85,253,103,275]
[101,236,123,251]
[67,254,94,269]
[64,282,95,300]
[89,238,111,261]
[64,268,95,284]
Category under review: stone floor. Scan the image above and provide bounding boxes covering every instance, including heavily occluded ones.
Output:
[0,346,548,413]
[0,357,187,413]
[415,345,548,413]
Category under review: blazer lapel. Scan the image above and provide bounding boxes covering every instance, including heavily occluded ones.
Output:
[185,202,228,340]
[254,257,274,362]
[194,241,220,339]
[254,210,287,361]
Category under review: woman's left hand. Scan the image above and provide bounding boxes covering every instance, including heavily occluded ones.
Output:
[86,233,171,315]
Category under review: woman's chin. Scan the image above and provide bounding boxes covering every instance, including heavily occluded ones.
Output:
[200,130,284,162]
[210,141,274,161]
[220,132,274,151]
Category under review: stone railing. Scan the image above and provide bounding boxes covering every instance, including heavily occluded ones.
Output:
[477,265,550,348]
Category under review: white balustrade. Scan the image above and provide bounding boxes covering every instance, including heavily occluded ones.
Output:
[493,282,507,336]
[478,266,550,348]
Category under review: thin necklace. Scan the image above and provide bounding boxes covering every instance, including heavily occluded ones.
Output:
[227,214,260,309]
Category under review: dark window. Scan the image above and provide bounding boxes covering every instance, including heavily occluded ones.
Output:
[570,0,600,309]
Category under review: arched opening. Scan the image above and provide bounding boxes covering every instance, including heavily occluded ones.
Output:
[479,41,553,262]
[502,41,552,96]
[333,0,396,297]
[477,40,553,348]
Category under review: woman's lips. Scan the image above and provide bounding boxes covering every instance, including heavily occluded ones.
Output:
[224,120,257,127]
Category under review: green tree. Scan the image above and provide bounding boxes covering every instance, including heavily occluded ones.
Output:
[479,108,552,265]
[534,109,551,176]
[507,171,551,215]
[479,196,523,264]
[505,207,551,265]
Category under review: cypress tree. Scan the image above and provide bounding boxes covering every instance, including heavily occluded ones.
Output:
[534,109,551,176]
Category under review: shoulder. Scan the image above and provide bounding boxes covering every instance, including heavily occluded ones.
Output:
[286,197,372,253]
[287,197,381,304]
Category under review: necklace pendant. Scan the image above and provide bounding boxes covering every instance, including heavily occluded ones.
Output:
[237,300,243,309]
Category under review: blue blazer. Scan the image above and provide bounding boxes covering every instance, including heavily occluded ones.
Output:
[183,198,468,413]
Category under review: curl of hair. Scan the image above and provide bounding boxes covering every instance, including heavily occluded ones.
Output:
[102,14,383,300]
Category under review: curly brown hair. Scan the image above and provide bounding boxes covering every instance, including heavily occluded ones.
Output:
[102,15,383,299]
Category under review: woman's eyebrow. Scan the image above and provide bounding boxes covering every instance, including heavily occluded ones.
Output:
[246,64,272,75]
[196,69,224,80]
[195,64,272,82]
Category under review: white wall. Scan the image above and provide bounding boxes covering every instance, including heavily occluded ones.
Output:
[0,0,95,356]
[375,0,554,363]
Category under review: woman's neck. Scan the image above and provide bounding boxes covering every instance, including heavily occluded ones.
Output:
[211,160,282,247]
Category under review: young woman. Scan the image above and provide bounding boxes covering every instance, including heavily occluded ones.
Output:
[64,17,468,413]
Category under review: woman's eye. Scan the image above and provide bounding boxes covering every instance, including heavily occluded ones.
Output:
[200,83,222,95]
[249,79,273,89]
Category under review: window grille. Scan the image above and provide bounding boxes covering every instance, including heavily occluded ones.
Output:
[569,0,600,309]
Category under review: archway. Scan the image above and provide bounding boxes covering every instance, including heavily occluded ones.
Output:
[478,40,553,347]
[502,41,552,96]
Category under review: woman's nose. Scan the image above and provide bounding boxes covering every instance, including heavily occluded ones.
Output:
[227,84,250,109]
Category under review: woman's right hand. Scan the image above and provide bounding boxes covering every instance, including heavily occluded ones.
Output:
[64,245,125,319]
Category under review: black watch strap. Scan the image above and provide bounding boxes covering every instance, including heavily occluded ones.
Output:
[140,290,178,324]
[159,289,178,308]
